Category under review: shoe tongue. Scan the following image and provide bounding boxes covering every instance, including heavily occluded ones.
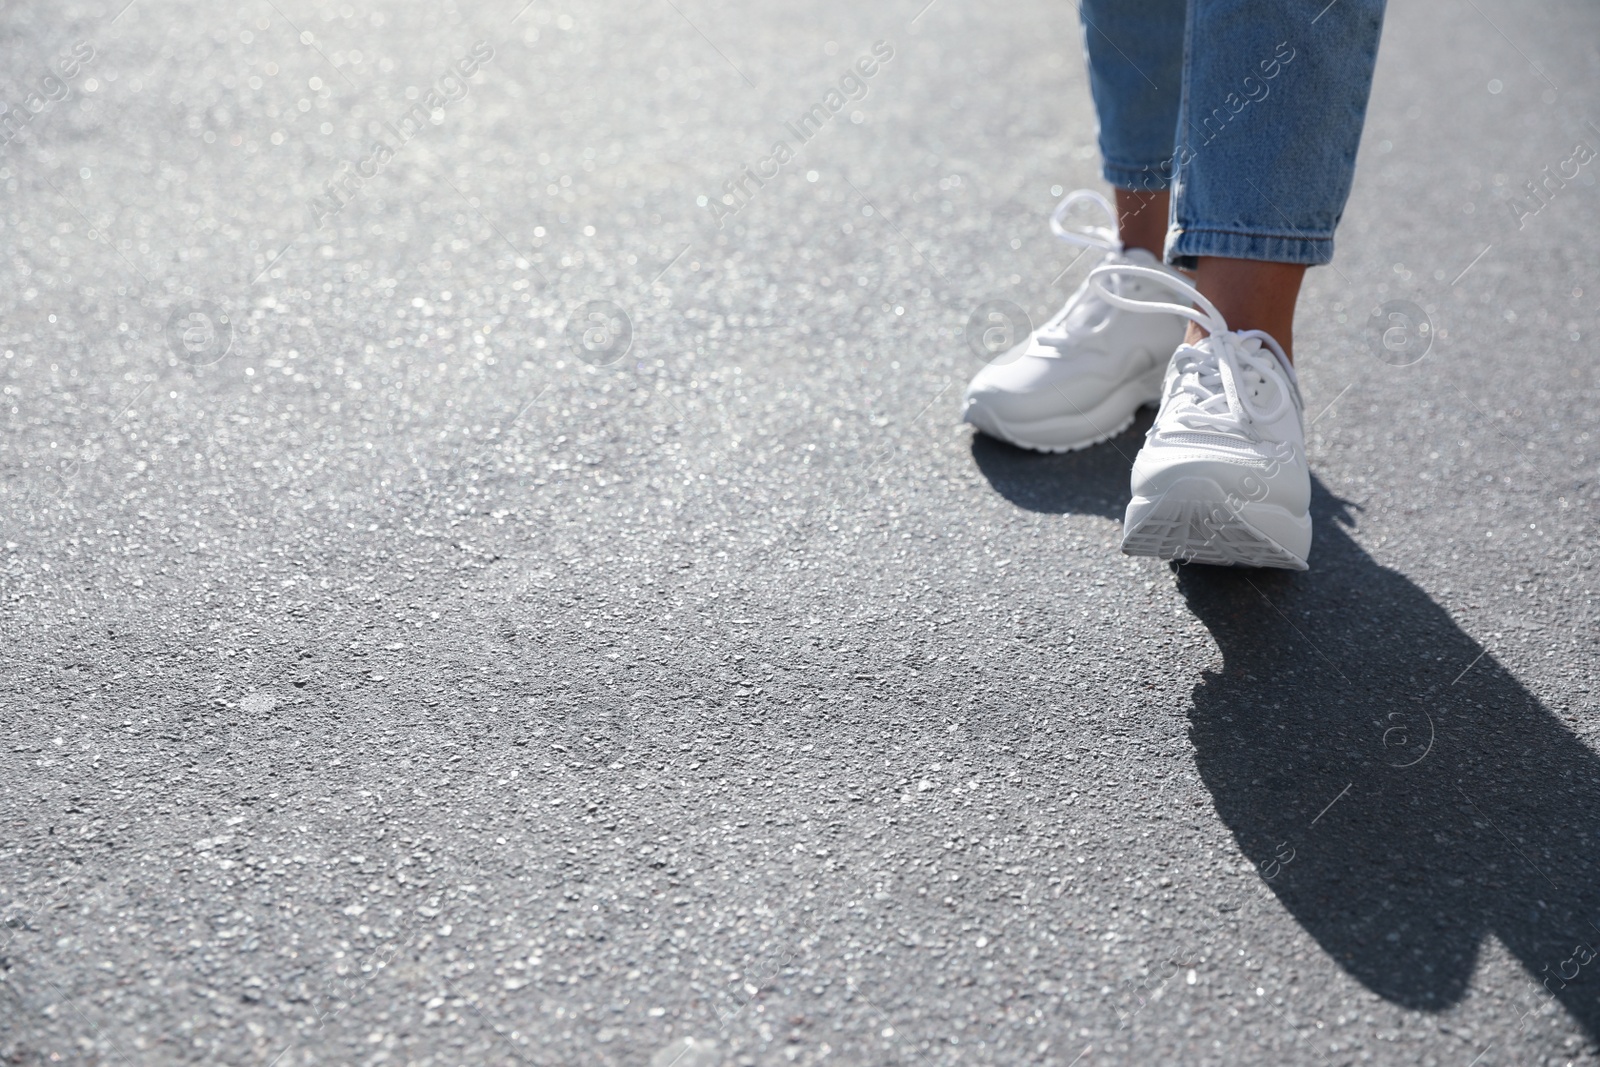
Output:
[1036,264,1121,346]
[1170,335,1267,414]
[1225,334,1284,412]
[1181,344,1225,397]
[1051,291,1111,337]
[1042,248,1170,340]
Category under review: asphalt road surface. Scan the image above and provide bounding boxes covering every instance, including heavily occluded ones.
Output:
[3,0,1599,1064]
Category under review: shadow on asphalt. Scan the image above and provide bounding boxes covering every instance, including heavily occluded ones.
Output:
[969,413,1151,521]
[972,431,1600,1039]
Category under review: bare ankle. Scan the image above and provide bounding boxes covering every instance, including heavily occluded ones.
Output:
[1113,188,1169,258]
[1187,257,1306,362]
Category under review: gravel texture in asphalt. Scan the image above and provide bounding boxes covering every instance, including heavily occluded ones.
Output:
[2,0,1599,1064]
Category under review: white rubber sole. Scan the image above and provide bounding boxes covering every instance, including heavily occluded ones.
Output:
[1121,477,1311,570]
[964,365,1164,453]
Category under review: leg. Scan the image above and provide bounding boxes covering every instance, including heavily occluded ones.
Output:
[1080,0,1185,254]
[959,1,1186,455]
[1116,188,1170,259]
[1167,0,1389,357]
[1117,1,1388,569]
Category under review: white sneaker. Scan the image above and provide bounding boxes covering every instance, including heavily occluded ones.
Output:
[1087,264,1313,570]
[962,191,1190,452]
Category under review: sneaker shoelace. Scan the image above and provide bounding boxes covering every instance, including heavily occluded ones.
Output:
[1049,189,1120,253]
[1035,191,1187,349]
[1087,264,1300,437]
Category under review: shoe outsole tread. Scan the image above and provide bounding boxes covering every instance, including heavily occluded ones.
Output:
[1121,495,1309,571]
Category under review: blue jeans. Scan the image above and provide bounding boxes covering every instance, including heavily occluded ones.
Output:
[1079,0,1387,266]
